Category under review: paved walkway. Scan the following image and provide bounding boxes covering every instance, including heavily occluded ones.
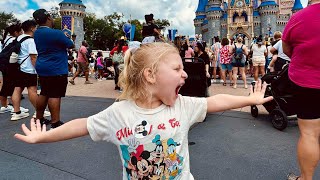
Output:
[1,76,318,179]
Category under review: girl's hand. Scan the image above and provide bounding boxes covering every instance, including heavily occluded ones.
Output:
[14,118,47,144]
[249,79,273,105]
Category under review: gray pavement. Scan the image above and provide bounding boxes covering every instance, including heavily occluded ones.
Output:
[1,95,319,180]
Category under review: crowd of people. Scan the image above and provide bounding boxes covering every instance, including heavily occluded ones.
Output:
[0,1,319,179]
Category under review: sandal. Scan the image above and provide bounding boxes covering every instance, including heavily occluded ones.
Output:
[223,83,227,86]
[230,83,234,86]
[287,173,300,180]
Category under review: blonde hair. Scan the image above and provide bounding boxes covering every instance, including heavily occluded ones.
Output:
[273,31,282,40]
[118,42,179,101]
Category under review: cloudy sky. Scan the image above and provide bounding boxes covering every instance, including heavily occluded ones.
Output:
[0,0,309,36]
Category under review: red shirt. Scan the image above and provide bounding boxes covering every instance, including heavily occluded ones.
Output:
[110,46,129,56]
[219,45,231,64]
[282,4,320,89]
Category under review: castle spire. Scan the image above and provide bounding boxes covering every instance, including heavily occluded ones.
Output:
[292,0,303,13]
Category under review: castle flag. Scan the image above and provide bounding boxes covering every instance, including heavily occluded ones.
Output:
[61,16,74,37]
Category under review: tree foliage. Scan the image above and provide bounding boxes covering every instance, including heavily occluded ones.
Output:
[0,12,19,36]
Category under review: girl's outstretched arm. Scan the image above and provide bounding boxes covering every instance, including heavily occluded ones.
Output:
[14,118,89,144]
[206,80,273,113]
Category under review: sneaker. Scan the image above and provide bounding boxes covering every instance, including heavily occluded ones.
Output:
[211,79,216,83]
[220,79,224,83]
[10,107,29,115]
[20,107,29,113]
[51,121,64,129]
[11,112,30,121]
[84,81,93,84]
[39,118,51,127]
[0,105,13,113]
[287,173,300,180]
[32,110,51,118]
[98,78,103,82]
[69,80,75,85]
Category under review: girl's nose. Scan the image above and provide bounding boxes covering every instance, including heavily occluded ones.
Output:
[182,70,188,79]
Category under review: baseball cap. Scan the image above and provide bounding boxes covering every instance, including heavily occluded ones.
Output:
[33,9,50,24]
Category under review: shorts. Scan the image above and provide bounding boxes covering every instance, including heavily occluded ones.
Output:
[0,64,18,96]
[77,62,89,73]
[220,64,233,71]
[97,65,104,70]
[39,75,68,98]
[14,71,37,88]
[291,79,320,119]
[252,56,266,67]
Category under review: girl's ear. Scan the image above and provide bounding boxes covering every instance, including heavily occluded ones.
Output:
[143,68,156,84]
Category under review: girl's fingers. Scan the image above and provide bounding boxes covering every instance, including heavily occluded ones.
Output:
[14,134,28,142]
[256,79,262,92]
[21,124,31,136]
[30,118,36,132]
[250,84,253,95]
[261,82,267,93]
[36,119,42,132]
[42,124,47,133]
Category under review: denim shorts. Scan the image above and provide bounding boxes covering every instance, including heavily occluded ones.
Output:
[220,64,233,71]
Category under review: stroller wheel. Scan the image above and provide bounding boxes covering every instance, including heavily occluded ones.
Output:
[270,109,288,131]
[251,105,258,118]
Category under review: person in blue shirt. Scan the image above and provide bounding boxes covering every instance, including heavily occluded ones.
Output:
[33,9,74,129]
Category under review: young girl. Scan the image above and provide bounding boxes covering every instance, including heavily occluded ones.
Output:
[96,51,104,81]
[15,43,272,180]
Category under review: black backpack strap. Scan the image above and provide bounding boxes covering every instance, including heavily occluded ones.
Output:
[17,36,33,66]
[2,37,13,49]
[241,45,243,50]
[19,36,32,43]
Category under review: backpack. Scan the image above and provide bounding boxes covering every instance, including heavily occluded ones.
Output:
[234,44,244,61]
[112,51,124,64]
[0,36,32,71]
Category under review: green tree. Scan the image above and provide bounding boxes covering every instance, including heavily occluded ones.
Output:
[0,11,19,36]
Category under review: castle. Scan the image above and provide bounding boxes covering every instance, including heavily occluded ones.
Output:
[194,0,305,45]
[59,0,86,49]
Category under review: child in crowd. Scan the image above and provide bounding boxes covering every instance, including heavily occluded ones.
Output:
[15,43,272,180]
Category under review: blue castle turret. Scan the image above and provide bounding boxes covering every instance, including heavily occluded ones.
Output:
[292,0,304,14]
[59,0,86,50]
[206,0,223,42]
[258,0,279,37]
[194,0,208,36]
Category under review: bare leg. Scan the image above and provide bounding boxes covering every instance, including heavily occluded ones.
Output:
[228,70,233,84]
[12,87,23,112]
[48,98,61,124]
[221,70,226,84]
[239,67,247,88]
[297,119,320,180]
[36,95,48,119]
[27,86,38,108]
[85,70,89,81]
[259,66,265,77]
[253,66,259,81]
[213,67,217,80]
[232,67,238,88]
[0,96,8,107]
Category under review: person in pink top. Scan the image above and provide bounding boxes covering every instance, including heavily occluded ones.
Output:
[69,40,93,85]
[282,1,320,180]
[96,51,104,81]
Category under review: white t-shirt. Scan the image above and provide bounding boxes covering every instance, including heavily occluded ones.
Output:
[267,46,273,59]
[273,40,291,61]
[252,44,267,57]
[87,95,207,180]
[17,34,37,74]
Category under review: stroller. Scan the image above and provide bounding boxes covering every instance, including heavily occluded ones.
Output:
[179,57,209,97]
[250,64,296,130]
